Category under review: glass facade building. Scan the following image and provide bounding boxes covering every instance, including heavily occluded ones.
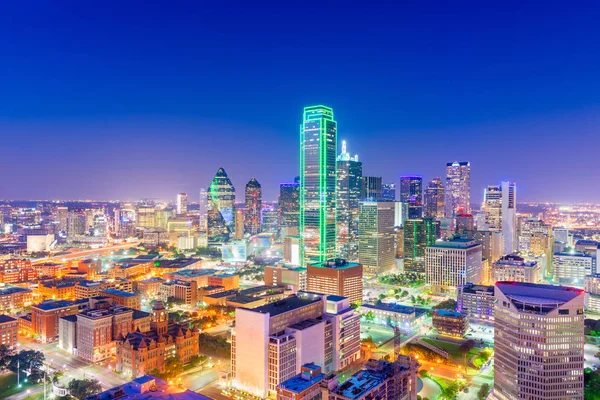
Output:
[207,167,236,242]
[244,178,262,235]
[300,106,337,266]
[400,176,423,219]
[336,140,362,260]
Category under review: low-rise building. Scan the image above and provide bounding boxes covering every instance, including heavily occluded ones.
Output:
[100,288,141,310]
[492,254,540,284]
[0,315,18,348]
[456,283,495,321]
[264,264,307,293]
[84,375,212,400]
[38,279,78,300]
[0,285,33,311]
[32,299,88,343]
[358,303,427,331]
[159,280,198,306]
[276,363,324,400]
[554,251,594,287]
[75,279,133,300]
[325,356,418,400]
[135,277,164,298]
[432,310,469,337]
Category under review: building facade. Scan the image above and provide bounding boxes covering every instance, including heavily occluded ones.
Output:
[400,176,423,219]
[444,161,470,217]
[358,202,395,277]
[336,141,362,260]
[207,167,236,242]
[306,260,363,304]
[492,254,540,284]
[456,283,495,320]
[423,177,444,219]
[244,178,262,235]
[425,238,482,293]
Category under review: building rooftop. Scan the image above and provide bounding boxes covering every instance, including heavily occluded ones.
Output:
[59,314,78,323]
[227,295,262,305]
[496,281,584,303]
[168,269,217,278]
[84,375,211,400]
[308,259,361,270]
[361,302,422,316]
[433,309,465,318]
[0,315,16,324]
[326,295,347,302]
[251,294,323,317]
[279,371,324,393]
[33,299,87,311]
[154,258,202,270]
[0,285,32,295]
[460,283,495,295]
[204,289,238,299]
[430,238,479,249]
[101,288,138,297]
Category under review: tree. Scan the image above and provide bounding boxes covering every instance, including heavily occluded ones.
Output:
[364,311,375,322]
[0,344,14,370]
[69,378,102,399]
[9,350,45,374]
[162,357,184,379]
[440,381,459,400]
[478,383,490,400]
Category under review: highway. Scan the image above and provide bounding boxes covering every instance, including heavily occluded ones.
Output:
[38,241,141,262]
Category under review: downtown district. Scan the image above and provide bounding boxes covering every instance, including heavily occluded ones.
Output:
[0,106,598,400]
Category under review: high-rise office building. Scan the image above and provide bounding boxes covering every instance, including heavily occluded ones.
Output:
[244,178,262,235]
[67,212,87,237]
[207,167,236,242]
[232,292,361,398]
[483,185,502,230]
[199,188,207,233]
[176,193,188,215]
[400,176,423,219]
[362,176,383,201]
[279,178,300,229]
[306,259,363,304]
[501,181,517,254]
[300,106,337,266]
[358,202,395,276]
[554,227,569,244]
[455,214,474,235]
[423,177,444,219]
[403,218,440,273]
[444,161,471,217]
[553,251,593,287]
[336,141,362,260]
[425,238,482,293]
[493,282,584,400]
[381,183,396,201]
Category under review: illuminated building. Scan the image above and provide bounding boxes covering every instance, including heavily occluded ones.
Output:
[358,303,426,331]
[444,161,470,217]
[279,179,300,228]
[101,288,141,310]
[75,279,133,299]
[400,175,423,219]
[382,183,396,201]
[306,259,363,304]
[283,235,300,265]
[517,216,552,252]
[492,254,540,284]
[432,310,469,337]
[26,233,55,253]
[115,301,199,378]
[276,363,325,400]
[585,274,600,314]
[456,283,495,321]
[473,230,504,264]
[38,280,77,300]
[198,187,207,232]
[336,141,362,260]
[32,299,88,343]
[135,277,164,298]
[554,227,569,245]
[358,201,395,276]
[423,177,444,219]
[232,292,361,398]
[0,316,17,348]
[67,212,87,236]
[501,181,517,254]
[362,176,382,201]
[299,106,337,266]
[483,184,502,230]
[553,251,593,287]
[261,208,279,233]
[455,213,474,235]
[244,178,262,235]
[324,356,418,400]
[0,286,33,311]
[90,376,212,400]
[176,192,187,215]
[207,167,236,242]
[264,264,307,293]
[234,209,244,240]
[159,280,197,306]
[493,282,584,400]
[426,238,482,293]
[403,218,440,273]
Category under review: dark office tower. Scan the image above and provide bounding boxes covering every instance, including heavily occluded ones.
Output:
[336,140,363,260]
[382,183,396,201]
[207,167,236,242]
[400,176,423,219]
[445,161,471,217]
[362,176,382,201]
[423,177,445,219]
[244,178,262,235]
[279,178,300,229]
[300,106,337,266]
[455,214,474,235]
[403,218,440,273]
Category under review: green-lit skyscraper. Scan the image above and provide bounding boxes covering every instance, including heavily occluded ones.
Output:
[300,105,337,266]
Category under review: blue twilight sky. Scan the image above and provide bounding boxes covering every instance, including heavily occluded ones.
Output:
[0,1,599,203]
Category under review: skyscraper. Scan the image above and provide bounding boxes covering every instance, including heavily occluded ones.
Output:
[444,161,470,217]
[300,106,337,266]
[358,201,395,276]
[403,218,440,273]
[493,282,584,400]
[198,188,207,233]
[501,181,517,254]
[483,185,502,230]
[423,177,444,219]
[244,178,262,235]
[279,178,300,229]
[176,193,188,215]
[381,183,396,201]
[336,140,362,260]
[400,176,423,219]
[362,176,382,201]
[207,167,236,242]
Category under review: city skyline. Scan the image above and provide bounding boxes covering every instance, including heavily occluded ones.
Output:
[1,3,599,203]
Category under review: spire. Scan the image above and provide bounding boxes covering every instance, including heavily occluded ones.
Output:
[341,140,347,154]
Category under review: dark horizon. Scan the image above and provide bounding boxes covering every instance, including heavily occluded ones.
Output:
[1,2,599,203]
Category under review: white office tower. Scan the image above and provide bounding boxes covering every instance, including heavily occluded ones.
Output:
[501,181,517,254]
[493,282,584,400]
[554,227,569,244]
[425,238,482,293]
[198,188,207,232]
[231,292,360,398]
[176,192,188,215]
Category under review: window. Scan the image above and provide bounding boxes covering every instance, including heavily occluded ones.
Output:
[558,309,569,315]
